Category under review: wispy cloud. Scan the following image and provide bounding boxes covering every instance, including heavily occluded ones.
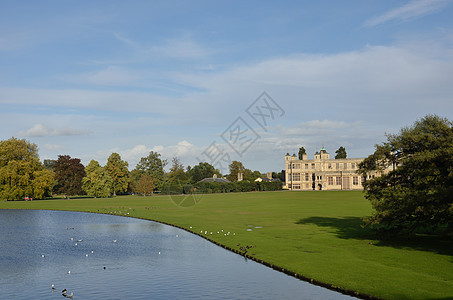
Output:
[364,0,450,27]
[112,32,211,60]
[113,32,140,49]
[148,36,211,59]
[19,123,91,137]
[70,66,140,86]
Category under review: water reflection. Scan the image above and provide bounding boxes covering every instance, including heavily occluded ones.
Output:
[0,210,354,299]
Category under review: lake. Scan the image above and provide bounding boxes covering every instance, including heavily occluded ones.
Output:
[0,209,354,299]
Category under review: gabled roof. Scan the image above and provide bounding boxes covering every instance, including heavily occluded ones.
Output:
[198,177,231,183]
[255,177,281,182]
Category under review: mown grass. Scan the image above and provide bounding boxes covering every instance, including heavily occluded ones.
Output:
[1,191,452,299]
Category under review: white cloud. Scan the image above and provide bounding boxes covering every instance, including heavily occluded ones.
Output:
[5,42,452,127]
[365,0,450,27]
[173,43,453,127]
[3,40,453,172]
[19,123,91,137]
[277,120,355,136]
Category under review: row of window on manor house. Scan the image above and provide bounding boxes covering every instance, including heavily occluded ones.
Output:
[287,162,356,170]
[287,173,364,185]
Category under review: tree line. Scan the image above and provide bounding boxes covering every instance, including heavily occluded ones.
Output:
[0,139,277,200]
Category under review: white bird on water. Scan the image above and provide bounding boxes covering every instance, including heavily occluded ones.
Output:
[67,270,71,275]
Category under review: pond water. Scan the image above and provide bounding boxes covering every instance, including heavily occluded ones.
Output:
[0,210,354,299]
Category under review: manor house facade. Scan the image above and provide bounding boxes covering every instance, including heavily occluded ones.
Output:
[284,147,385,191]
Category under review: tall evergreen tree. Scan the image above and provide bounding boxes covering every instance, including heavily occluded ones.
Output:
[335,146,347,159]
[298,147,306,160]
[167,156,188,183]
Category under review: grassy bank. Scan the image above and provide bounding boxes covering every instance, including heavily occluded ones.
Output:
[1,191,452,299]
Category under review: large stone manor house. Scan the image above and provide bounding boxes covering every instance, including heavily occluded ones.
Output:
[284,147,386,191]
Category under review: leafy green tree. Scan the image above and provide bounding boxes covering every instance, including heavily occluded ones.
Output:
[298,147,306,160]
[252,170,263,180]
[136,174,154,196]
[0,137,39,165]
[243,169,262,181]
[358,114,453,233]
[53,155,86,198]
[186,162,220,183]
[105,153,129,196]
[0,137,53,200]
[335,146,347,159]
[82,160,112,198]
[43,159,56,170]
[128,169,142,194]
[272,171,285,182]
[31,169,54,199]
[134,151,167,191]
[226,161,245,182]
[167,156,188,183]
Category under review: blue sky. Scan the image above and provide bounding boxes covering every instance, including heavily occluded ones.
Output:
[1,0,453,174]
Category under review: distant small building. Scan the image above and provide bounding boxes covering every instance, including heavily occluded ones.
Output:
[255,171,281,182]
[254,177,280,182]
[198,174,231,183]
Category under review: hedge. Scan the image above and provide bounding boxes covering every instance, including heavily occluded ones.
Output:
[161,181,282,195]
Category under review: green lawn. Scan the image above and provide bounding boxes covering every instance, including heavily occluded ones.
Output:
[1,191,452,299]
